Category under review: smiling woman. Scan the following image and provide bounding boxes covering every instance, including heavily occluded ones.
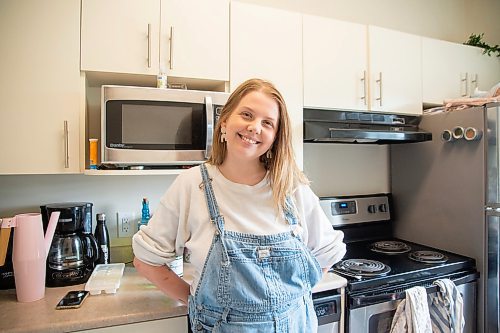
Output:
[132,78,346,333]
[217,90,279,185]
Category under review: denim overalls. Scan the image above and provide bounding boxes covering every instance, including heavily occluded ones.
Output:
[188,164,322,332]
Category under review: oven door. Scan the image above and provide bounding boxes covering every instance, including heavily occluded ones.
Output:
[347,272,478,333]
[313,290,342,333]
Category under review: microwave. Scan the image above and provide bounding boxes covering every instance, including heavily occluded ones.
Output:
[101,85,229,167]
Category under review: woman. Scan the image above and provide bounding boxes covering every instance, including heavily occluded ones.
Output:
[132,78,346,332]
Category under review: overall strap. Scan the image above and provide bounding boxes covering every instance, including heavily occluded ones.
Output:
[283,196,298,226]
[284,195,303,239]
[200,164,225,233]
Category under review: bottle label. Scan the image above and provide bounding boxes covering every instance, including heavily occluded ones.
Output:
[100,245,109,264]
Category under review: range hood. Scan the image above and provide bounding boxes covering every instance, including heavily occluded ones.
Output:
[303,109,432,144]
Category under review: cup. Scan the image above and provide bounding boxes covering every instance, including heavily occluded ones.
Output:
[89,139,98,169]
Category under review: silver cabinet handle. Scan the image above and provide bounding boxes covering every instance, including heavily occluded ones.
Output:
[64,121,69,169]
[461,72,468,97]
[169,26,174,70]
[471,73,478,93]
[375,72,383,107]
[147,24,152,68]
[360,70,367,105]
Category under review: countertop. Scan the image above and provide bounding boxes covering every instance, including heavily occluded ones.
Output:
[0,265,347,333]
[0,267,186,333]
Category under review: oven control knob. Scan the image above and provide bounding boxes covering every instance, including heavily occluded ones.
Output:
[378,204,388,212]
[368,204,377,213]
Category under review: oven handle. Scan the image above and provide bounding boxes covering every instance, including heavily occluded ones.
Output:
[205,96,214,159]
[350,271,479,308]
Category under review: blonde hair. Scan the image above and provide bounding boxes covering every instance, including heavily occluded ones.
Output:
[208,78,308,211]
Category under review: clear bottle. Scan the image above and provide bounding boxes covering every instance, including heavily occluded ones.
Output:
[94,213,110,265]
[139,198,150,230]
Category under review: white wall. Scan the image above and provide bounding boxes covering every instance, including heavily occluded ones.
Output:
[303,144,390,197]
[0,175,175,246]
[237,0,500,44]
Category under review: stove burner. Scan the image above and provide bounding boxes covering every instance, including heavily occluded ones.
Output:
[334,259,391,277]
[371,240,411,254]
[408,250,448,264]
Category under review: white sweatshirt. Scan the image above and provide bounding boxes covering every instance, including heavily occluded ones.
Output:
[132,164,346,294]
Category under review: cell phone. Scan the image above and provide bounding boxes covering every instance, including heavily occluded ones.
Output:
[55,290,89,310]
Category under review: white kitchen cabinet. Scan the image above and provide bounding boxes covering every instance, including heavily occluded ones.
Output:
[468,46,500,94]
[81,0,229,82]
[303,16,368,111]
[303,17,422,115]
[0,0,82,174]
[81,0,160,75]
[160,0,229,81]
[230,1,304,167]
[368,26,422,115]
[422,37,500,104]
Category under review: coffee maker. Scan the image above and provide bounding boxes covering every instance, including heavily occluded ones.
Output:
[40,202,99,287]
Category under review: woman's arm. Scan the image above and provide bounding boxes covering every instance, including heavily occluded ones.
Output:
[133,257,190,304]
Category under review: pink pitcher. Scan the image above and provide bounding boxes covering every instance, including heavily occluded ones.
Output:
[0,211,60,302]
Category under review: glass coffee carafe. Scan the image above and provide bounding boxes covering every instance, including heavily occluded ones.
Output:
[41,202,99,287]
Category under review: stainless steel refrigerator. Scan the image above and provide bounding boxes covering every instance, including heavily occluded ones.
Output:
[391,102,499,333]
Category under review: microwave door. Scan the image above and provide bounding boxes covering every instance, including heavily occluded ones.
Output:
[205,96,214,159]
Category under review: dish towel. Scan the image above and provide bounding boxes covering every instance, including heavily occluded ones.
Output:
[428,279,465,333]
[390,286,432,333]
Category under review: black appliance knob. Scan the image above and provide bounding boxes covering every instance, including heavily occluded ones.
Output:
[378,204,388,212]
[368,204,377,213]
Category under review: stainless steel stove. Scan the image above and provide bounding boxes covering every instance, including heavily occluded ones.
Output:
[320,194,478,333]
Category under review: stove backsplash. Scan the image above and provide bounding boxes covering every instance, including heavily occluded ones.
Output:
[304,143,389,197]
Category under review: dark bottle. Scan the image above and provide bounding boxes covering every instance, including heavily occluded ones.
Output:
[94,213,110,265]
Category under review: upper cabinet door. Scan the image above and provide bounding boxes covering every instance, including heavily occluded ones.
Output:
[464,44,500,94]
[369,26,422,114]
[81,0,160,75]
[422,38,466,104]
[0,0,82,174]
[423,38,500,104]
[303,16,368,111]
[160,0,229,81]
[230,1,304,167]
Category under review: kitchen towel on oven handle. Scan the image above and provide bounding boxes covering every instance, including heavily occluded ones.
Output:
[428,278,465,333]
[390,286,432,333]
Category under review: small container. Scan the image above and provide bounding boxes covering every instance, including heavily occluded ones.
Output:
[89,139,99,169]
[452,126,464,140]
[85,263,125,295]
[464,127,483,141]
[441,130,454,142]
[157,72,167,89]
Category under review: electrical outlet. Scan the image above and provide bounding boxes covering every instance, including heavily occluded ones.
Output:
[117,212,136,238]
